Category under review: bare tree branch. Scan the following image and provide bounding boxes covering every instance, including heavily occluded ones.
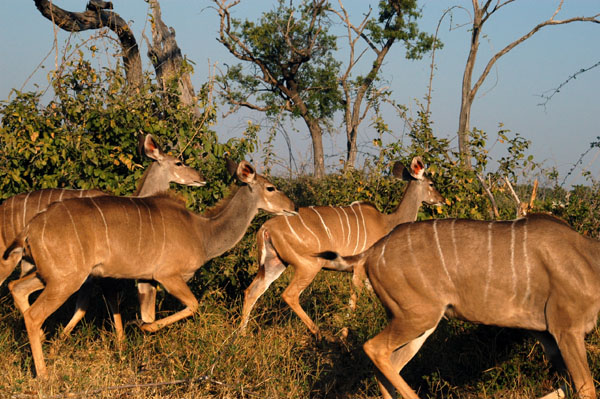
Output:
[537,60,600,108]
[33,0,142,88]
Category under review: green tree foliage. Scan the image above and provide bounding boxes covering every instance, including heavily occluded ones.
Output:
[0,51,254,207]
[216,0,342,177]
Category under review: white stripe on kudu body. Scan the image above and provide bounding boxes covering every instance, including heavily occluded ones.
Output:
[322,214,600,399]
[310,206,332,241]
[90,198,111,258]
[340,206,352,247]
[239,157,445,339]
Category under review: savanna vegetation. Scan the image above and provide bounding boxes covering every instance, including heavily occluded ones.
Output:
[1,1,599,398]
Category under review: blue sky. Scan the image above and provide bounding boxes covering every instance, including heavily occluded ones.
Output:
[1,1,598,186]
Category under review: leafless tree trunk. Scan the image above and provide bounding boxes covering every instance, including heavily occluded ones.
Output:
[33,0,143,88]
[330,2,395,171]
[145,0,199,117]
[458,0,599,168]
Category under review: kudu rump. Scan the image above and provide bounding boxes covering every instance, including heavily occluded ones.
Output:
[0,134,205,341]
[320,214,600,399]
[5,160,290,379]
[240,157,444,339]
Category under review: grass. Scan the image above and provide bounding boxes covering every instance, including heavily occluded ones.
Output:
[0,257,596,398]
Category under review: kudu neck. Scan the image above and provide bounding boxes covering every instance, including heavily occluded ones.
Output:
[202,184,258,260]
[385,180,422,230]
[135,163,170,197]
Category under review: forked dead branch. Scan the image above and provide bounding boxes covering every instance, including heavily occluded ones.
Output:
[239,157,444,340]
[319,214,600,399]
[4,160,295,379]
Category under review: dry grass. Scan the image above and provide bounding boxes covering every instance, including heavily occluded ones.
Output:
[0,266,597,398]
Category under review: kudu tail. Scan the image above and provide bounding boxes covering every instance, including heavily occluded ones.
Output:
[315,249,369,291]
[2,231,26,261]
[0,230,26,287]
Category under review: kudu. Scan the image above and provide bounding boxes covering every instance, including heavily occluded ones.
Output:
[239,157,444,339]
[0,134,205,341]
[4,160,295,378]
[319,214,600,399]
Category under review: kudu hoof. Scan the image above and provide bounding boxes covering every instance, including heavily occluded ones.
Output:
[139,322,161,333]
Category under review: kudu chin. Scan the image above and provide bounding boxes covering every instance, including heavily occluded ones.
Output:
[239,157,444,340]
[318,214,600,399]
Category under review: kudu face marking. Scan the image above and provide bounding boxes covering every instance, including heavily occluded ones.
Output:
[1,133,206,342]
[320,214,600,399]
[239,157,444,340]
[4,160,294,379]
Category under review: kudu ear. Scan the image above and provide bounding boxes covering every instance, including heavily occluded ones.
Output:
[391,161,407,180]
[225,158,239,177]
[143,134,166,162]
[236,160,256,184]
[409,156,425,180]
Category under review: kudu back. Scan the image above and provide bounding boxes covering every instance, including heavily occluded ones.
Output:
[239,157,444,339]
[4,160,294,378]
[320,214,600,399]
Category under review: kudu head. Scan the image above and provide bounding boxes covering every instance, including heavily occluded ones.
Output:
[230,159,296,216]
[139,134,206,191]
[392,156,444,206]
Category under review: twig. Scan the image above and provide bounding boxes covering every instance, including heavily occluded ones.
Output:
[504,177,523,218]
[537,60,600,109]
[477,174,499,218]
[9,375,259,399]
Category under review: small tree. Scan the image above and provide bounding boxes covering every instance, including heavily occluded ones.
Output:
[457,0,599,167]
[330,0,438,170]
[215,0,342,178]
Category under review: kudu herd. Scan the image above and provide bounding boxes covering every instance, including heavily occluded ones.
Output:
[0,134,205,342]
[4,159,295,378]
[2,146,600,399]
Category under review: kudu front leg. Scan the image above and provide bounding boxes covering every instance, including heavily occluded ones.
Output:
[137,281,158,323]
[139,275,198,333]
[239,245,287,333]
[551,329,595,399]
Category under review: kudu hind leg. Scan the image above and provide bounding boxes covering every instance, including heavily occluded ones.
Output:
[8,273,45,314]
[281,262,323,338]
[140,275,198,333]
[240,238,286,333]
[374,325,439,398]
[61,277,93,338]
[17,278,84,378]
[364,315,443,399]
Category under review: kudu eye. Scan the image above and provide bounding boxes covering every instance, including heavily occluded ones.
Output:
[266,186,276,192]
[175,161,183,167]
